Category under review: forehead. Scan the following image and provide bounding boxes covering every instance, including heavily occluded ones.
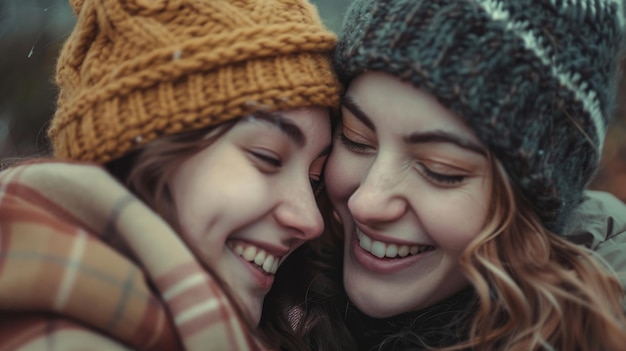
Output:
[346,72,480,141]
[276,106,332,143]
[279,106,330,128]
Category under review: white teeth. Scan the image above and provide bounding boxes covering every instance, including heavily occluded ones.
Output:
[359,233,372,251]
[371,241,386,258]
[385,244,398,257]
[398,245,410,257]
[253,250,266,266]
[235,245,244,255]
[243,246,256,261]
[232,244,280,274]
[356,229,433,259]
[262,255,275,273]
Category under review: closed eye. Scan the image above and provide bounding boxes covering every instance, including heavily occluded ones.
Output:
[250,150,282,168]
[339,133,375,154]
[417,163,466,186]
[310,177,324,195]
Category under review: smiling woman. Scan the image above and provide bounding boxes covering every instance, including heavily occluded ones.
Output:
[282,0,626,350]
[0,0,340,350]
[169,108,331,324]
[329,72,493,318]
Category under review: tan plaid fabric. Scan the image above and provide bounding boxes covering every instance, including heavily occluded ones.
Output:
[0,161,269,351]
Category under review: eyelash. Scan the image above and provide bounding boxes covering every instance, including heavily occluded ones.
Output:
[340,131,465,186]
[251,150,325,194]
[339,132,374,153]
[250,151,282,168]
[417,163,466,185]
[310,177,324,195]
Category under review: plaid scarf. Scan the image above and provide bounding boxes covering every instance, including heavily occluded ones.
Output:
[0,161,268,351]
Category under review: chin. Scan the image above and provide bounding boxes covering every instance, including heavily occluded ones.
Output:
[355,300,402,318]
[239,294,263,326]
[346,279,428,318]
[249,312,261,327]
[346,287,398,318]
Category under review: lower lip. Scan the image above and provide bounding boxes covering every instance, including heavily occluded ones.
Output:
[351,231,435,274]
[230,249,274,292]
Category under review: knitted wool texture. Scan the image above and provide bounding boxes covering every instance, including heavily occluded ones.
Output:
[335,0,625,233]
[50,0,340,163]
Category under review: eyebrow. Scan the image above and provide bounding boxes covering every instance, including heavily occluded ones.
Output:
[342,95,484,156]
[404,131,486,156]
[341,95,376,131]
[252,112,306,148]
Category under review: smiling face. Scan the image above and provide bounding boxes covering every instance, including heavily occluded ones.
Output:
[325,72,492,318]
[170,107,331,325]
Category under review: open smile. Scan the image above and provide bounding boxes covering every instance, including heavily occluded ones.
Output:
[351,228,436,274]
[229,240,281,274]
[226,240,285,291]
[357,229,435,258]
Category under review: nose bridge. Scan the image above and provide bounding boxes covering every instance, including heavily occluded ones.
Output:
[359,152,403,200]
[348,152,406,222]
[274,175,324,240]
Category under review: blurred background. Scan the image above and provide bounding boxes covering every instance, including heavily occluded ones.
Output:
[0,0,624,201]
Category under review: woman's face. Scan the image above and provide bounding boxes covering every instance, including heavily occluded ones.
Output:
[170,107,331,325]
[325,72,492,318]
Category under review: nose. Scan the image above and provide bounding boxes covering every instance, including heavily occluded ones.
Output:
[347,155,407,226]
[274,180,325,241]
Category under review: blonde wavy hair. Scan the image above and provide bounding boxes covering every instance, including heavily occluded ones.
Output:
[446,156,626,351]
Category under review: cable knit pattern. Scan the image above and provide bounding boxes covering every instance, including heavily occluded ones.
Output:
[335,0,625,233]
[50,0,340,163]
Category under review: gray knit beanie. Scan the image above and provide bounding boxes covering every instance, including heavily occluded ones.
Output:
[335,0,625,233]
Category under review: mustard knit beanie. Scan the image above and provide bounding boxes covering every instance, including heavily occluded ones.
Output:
[49,0,340,163]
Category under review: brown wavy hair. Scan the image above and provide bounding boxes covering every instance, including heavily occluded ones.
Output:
[444,157,626,351]
[286,153,626,351]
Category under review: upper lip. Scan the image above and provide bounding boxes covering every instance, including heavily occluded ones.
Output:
[355,224,431,247]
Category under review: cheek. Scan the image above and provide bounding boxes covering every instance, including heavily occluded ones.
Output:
[418,185,491,252]
[325,149,366,205]
[168,164,220,269]
[170,148,261,242]
[170,162,204,236]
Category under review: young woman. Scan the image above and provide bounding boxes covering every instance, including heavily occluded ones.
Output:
[279,0,626,350]
[0,0,340,350]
